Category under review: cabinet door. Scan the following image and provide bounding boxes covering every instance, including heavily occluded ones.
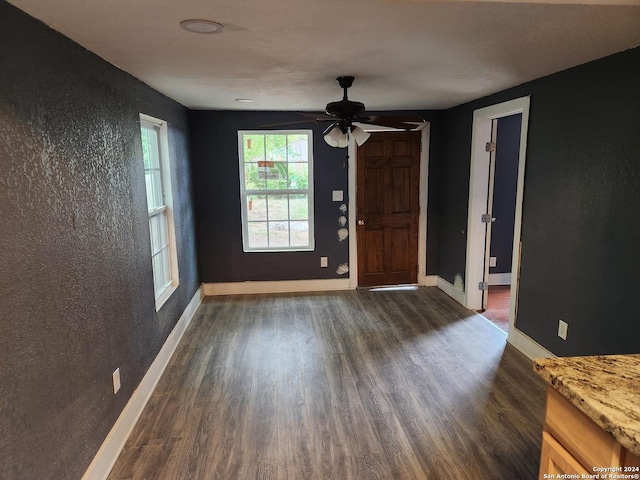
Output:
[539,432,589,479]
[545,387,622,469]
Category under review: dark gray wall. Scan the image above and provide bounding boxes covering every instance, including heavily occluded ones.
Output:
[190,111,350,281]
[436,108,471,285]
[424,112,445,276]
[436,45,640,356]
[489,114,521,275]
[189,110,441,282]
[0,3,199,479]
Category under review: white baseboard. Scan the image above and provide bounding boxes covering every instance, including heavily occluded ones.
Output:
[507,327,556,361]
[203,278,352,296]
[489,272,512,285]
[82,285,204,480]
[436,276,466,306]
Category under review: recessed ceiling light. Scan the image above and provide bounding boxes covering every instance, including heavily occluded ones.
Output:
[235,98,253,103]
[180,19,224,34]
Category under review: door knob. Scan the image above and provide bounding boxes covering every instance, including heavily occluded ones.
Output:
[357,219,365,226]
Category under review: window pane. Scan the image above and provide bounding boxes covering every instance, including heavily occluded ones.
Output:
[244,163,265,191]
[145,173,155,208]
[247,195,266,221]
[287,134,308,162]
[142,126,160,169]
[161,248,171,287]
[152,170,163,208]
[268,221,289,247]
[248,222,268,248]
[267,195,288,221]
[158,211,168,249]
[152,253,164,295]
[149,216,158,254]
[266,176,288,190]
[290,221,309,246]
[243,134,265,163]
[289,194,308,220]
[287,163,308,189]
[265,135,286,163]
[141,128,152,169]
[145,170,163,210]
[265,160,287,190]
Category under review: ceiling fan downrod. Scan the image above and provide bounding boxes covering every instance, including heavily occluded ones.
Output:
[337,76,355,100]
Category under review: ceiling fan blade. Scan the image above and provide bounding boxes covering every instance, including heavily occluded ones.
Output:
[368,115,425,123]
[298,112,336,121]
[356,119,418,131]
[259,119,327,128]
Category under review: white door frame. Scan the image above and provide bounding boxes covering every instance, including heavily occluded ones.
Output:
[348,123,431,288]
[465,97,530,333]
[481,120,499,310]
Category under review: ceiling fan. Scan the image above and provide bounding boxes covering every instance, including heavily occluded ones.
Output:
[261,76,425,148]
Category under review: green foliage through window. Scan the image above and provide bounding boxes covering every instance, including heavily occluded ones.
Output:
[238,130,314,251]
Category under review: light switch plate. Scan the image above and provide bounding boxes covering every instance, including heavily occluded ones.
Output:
[320,257,328,268]
[558,320,568,340]
[489,257,497,267]
[332,190,343,202]
[112,368,121,394]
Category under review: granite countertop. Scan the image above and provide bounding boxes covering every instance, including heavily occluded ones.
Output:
[534,354,640,457]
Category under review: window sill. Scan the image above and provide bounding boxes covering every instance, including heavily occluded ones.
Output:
[155,282,179,312]
[243,247,315,253]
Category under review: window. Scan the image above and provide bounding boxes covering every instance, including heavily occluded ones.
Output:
[140,114,179,309]
[238,130,314,252]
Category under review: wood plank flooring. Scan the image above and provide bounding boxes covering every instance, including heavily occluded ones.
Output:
[483,285,511,333]
[108,287,546,480]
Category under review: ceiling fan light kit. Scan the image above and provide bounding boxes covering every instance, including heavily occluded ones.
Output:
[322,124,370,148]
[261,76,425,148]
[324,125,349,148]
[350,125,371,146]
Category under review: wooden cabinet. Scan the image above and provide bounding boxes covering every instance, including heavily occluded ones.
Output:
[540,431,589,477]
[539,387,640,479]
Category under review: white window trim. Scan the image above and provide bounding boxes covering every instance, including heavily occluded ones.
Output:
[140,113,180,310]
[238,130,315,252]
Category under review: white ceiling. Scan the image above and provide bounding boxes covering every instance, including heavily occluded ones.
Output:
[9,0,640,111]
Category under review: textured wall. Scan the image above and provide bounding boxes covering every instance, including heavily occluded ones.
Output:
[190,110,441,283]
[436,46,640,355]
[0,3,198,479]
[436,108,472,286]
[489,114,521,275]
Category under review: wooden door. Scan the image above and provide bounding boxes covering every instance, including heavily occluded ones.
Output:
[356,131,420,287]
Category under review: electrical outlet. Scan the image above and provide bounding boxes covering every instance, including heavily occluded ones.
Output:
[112,368,121,394]
[558,320,568,340]
[332,190,343,202]
[320,256,328,268]
[489,256,497,267]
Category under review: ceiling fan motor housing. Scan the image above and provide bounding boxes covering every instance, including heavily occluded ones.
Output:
[325,99,366,121]
[325,75,365,127]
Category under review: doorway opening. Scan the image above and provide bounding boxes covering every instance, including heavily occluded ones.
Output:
[481,114,522,333]
[465,97,530,340]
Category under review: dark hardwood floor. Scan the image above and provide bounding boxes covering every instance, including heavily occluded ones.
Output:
[108,287,546,480]
[482,285,511,333]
